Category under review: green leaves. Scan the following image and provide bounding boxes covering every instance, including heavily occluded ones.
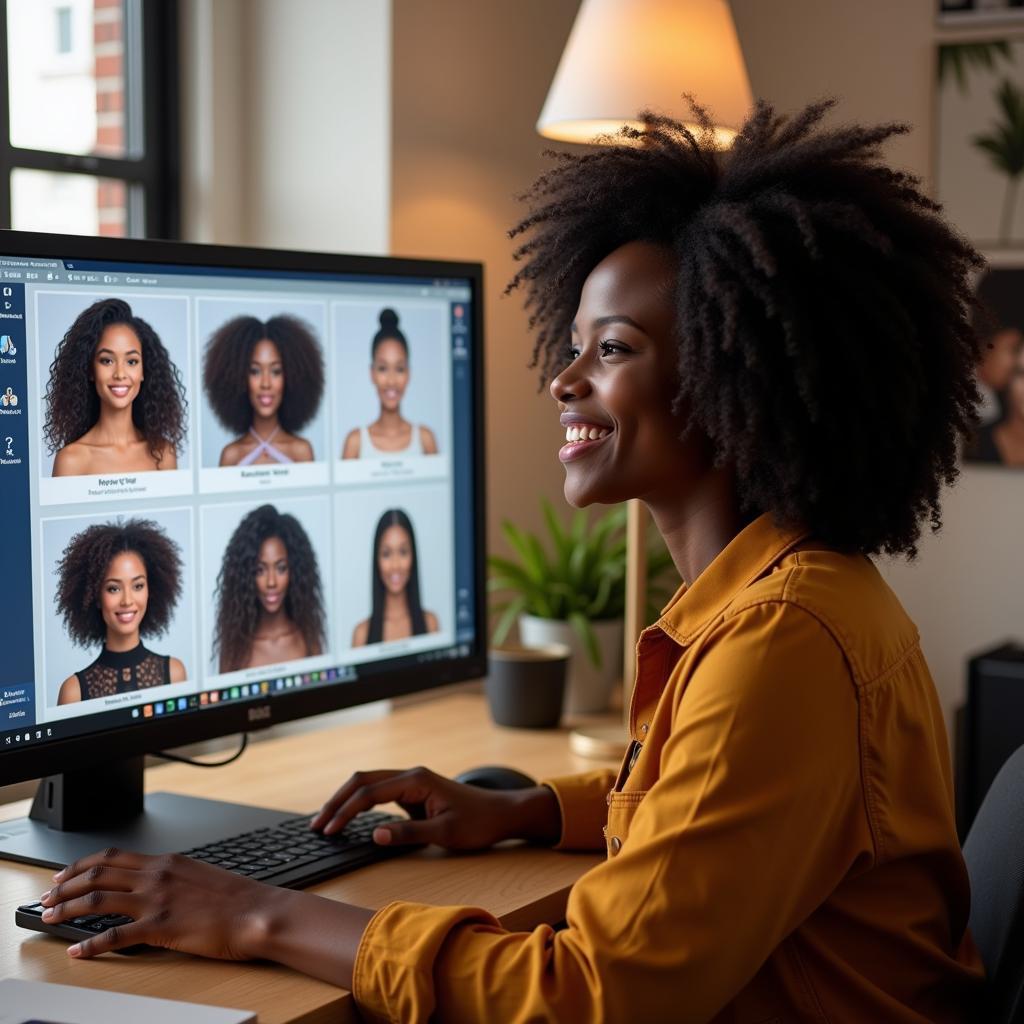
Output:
[488,499,677,666]
[939,41,1014,96]
[972,78,1024,241]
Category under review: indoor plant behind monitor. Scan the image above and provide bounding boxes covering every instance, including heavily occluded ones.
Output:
[489,499,674,714]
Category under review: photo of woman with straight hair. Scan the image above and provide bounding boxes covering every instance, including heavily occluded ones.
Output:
[212,504,326,672]
[45,298,187,477]
[351,508,438,646]
[203,315,324,467]
[341,308,439,459]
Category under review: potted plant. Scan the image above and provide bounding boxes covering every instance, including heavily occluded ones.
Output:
[488,499,675,714]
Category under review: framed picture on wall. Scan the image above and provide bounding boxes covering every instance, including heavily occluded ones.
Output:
[938,2,1024,28]
[936,36,1024,248]
[963,259,1024,468]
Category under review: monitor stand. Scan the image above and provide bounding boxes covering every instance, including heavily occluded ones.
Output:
[0,756,295,870]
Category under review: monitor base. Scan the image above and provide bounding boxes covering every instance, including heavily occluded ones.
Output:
[0,791,296,870]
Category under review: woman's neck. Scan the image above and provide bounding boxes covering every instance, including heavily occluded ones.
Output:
[383,591,409,619]
[105,630,141,654]
[256,606,292,636]
[251,413,280,439]
[645,466,745,587]
[94,403,141,445]
[374,408,406,430]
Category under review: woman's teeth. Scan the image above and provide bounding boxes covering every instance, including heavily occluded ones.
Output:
[564,425,611,443]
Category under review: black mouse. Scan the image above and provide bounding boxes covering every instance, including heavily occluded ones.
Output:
[454,765,536,790]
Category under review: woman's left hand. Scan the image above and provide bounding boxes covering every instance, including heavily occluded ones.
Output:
[38,847,288,960]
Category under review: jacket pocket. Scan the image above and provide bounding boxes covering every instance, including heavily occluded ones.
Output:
[603,789,648,858]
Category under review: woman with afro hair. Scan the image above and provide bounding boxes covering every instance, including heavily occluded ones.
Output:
[45,298,187,477]
[212,503,326,672]
[203,314,324,466]
[41,100,986,1022]
[351,508,439,646]
[55,518,187,704]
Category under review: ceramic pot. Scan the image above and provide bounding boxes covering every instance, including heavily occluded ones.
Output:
[518,614,623,714]
[485,644,570,729]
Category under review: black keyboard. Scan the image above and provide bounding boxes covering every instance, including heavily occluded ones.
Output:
[16,809,410,952]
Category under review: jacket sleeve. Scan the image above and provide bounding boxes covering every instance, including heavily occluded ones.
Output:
[542,768,617,851]
[353,601,865,1023]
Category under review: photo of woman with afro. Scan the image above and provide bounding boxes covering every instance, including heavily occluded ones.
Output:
[44,298,187,477]
[55,518,187,705]
[203,315,324,466]
[212,504,326,672]
[341,308,439,458]
[351,508,438,646]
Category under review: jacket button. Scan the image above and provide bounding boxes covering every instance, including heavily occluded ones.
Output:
[640,723,649,734]
[609,836,622,855]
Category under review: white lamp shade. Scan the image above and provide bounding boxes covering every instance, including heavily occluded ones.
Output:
[537,0,753,145]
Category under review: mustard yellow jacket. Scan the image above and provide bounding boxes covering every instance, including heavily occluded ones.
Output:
[354,515,984,1022]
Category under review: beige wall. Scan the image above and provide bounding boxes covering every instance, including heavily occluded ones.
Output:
[391,0,583,559]
[392,0,1024,724]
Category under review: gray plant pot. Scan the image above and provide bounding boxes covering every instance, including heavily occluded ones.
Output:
[485,644,570,729]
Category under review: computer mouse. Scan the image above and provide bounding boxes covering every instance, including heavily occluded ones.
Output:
[454,765,537,790]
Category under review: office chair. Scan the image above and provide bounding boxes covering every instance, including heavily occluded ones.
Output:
[963,744,1024,1024]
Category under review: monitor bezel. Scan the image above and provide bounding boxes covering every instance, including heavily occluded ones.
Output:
[0,229,487,788]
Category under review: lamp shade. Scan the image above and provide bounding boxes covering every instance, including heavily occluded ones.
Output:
[537,0,753,145]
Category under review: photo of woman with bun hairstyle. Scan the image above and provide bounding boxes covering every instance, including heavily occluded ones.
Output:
[213,504,326,672]
[341,308,439,458]
[55,519,187,705]
[203,315,324,467]
[351,508,438,646]
[45,298,187,477]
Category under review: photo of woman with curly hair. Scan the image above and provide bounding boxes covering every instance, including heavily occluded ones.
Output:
[351,508,438,646]
[54,518,187,705]
[44,298,187,477]
[212,503,326,673]
[341,308,439,459]
[203,314,324,467]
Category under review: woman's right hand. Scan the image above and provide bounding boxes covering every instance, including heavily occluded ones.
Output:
[310,767,562,850]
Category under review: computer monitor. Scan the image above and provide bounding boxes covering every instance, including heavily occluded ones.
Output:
[0,230,486,868]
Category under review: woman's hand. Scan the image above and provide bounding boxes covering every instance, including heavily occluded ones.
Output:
[37,848,291,960]
[311,767,562,849]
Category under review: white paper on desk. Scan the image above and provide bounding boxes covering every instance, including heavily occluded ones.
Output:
[0,978,255,1024]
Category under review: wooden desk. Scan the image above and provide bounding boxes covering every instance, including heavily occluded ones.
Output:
[0,693,615,1023]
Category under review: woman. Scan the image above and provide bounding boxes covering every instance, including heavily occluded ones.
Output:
[351,508,438,646]
[203,315,324,466]
[45,298,186,477]
[341,308,439,458]
[212,504,326,672]
[969,329,1024,465]
[55,519,187,704]
[39,101,985,1021]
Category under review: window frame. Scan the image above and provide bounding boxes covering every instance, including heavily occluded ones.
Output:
[0,0,180,239]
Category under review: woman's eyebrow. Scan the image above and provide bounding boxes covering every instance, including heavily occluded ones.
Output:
[570,314,644,333]
[95,346,141,356]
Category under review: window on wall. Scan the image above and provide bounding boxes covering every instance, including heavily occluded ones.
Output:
[0,0,179,239]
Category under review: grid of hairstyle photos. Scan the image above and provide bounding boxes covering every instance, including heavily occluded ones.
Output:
[29,285,458,723]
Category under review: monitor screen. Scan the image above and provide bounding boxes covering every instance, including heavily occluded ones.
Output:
[0,233,485,777]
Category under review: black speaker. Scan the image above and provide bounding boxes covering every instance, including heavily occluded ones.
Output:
[956,642,1024,839]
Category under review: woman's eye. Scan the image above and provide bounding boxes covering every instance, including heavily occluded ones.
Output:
[599,340,628,356]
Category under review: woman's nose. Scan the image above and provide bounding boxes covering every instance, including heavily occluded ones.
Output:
[550,361,590,404]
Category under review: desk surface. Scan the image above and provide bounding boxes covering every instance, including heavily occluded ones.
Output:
[0,693,615,1024]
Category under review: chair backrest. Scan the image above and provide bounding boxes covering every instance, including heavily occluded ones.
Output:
[963,743,1024,1024]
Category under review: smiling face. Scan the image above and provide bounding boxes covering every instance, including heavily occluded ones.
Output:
[255,535,289,615]
[92,324,143,410]
[549,241,710,508]
[377,523,412,596]
[99,550,148,642]
[371,339,409,412]
[248,339,284,420]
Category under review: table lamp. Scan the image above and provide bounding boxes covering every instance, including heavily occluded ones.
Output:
[536,0,752,757]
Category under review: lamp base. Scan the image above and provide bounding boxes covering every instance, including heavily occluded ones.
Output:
[569,724,628,760]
